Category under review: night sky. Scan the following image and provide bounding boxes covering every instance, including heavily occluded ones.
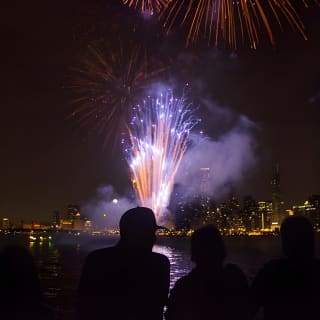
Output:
[1,0,320,222]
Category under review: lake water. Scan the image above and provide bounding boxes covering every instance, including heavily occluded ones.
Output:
[2,233,314,319]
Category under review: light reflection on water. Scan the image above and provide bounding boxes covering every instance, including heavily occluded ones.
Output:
[29,240,63,301]
[28,238,196,302]
[153,244,193,288]
[26,235,282,301]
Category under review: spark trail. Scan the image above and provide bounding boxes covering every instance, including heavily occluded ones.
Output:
[122,0,169,14]
[159,0,315,49]
[127,90,197,222]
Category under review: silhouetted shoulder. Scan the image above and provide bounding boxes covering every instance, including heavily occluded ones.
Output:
[224,263,248,290]
[165,274,198,320]
[86,246,168,260]
[166,264,248,320]
[253,257,320,288]
[251,257,320,320]
[151,251,170,265]
[82,247,169,272]
[85,246,117,260]
[167,274,191,296]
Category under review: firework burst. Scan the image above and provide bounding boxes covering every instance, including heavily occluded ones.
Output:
[69,42,165,145]
[160,0,314,49]
[122,0,169,14]
[126,90,197,222]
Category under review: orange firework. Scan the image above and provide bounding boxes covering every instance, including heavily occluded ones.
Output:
[69,41,166,145]
[160,0,313,49]
[122,0,169,14]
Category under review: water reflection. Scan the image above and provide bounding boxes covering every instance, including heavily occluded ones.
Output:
[153,244,193,288]
[29,240,62,301]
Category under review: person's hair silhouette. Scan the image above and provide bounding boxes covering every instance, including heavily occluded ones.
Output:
[0,245,53,320]
[251,215,320,320]
[166,225,249,320]
[281,215,314,259]
[77,207,170,320]
[118,206,163,250]
[191,223,226,266]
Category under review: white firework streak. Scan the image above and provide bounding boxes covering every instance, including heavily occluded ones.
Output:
[127,91,197,222]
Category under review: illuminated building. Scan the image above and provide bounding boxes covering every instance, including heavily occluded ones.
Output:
[73,212,83,231]
[67,204,80,219]
[170,183,188,230]
[66,204,83,230]
[21,222,50,230]
[84,219,93,231]
[170,168,216,231]
[308,194,320,209]
[218,194,244,235]
[52,210,60,229]
[60,220,73,230]
[1,218,10,230]
[243,196,260,231]
[258,201,273,230]
[270,164,283,228]
[199,168,215,226]
[307,195,320,229]
[293,195,320,229]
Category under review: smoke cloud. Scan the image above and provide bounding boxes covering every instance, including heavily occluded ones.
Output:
[175,101,257,200]
[82,185,137,229]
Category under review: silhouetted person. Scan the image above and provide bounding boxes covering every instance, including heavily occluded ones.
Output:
[165,225,249,320]
[251,216,320,319]
[0,245,53,320]
[77,207,170,320]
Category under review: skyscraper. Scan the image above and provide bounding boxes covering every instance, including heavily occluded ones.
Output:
[1,218,10,230]
[199,168,215,226]
[243,196,259,231]
[170,183,190,230]
[170,168,216,231]
[218,194,244,235]
[52,210,60,229]
[271,164,282,228]
[303,195,320,229]
[67,204,80,219]
[258,201,273,230]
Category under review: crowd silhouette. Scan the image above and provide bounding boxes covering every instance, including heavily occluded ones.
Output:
[0,208,319,320]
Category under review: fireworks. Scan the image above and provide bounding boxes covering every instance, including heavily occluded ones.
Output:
[69,42,165,145]
[126,90,197,222]
[122,0,169,14]
[159,0,311,49]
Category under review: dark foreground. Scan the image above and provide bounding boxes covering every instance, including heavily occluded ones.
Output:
[1,233,319,319]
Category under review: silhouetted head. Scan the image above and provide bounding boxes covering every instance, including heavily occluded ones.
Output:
[191,225,226,266]
[119,207,163,250]
[281,216,314,259]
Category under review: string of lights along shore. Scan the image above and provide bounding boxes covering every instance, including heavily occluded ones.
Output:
[123,0,318,49]
[126,90,197,222]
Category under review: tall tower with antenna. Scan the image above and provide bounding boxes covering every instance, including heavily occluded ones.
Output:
[199,167,214,225]
[271,163,282,228]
